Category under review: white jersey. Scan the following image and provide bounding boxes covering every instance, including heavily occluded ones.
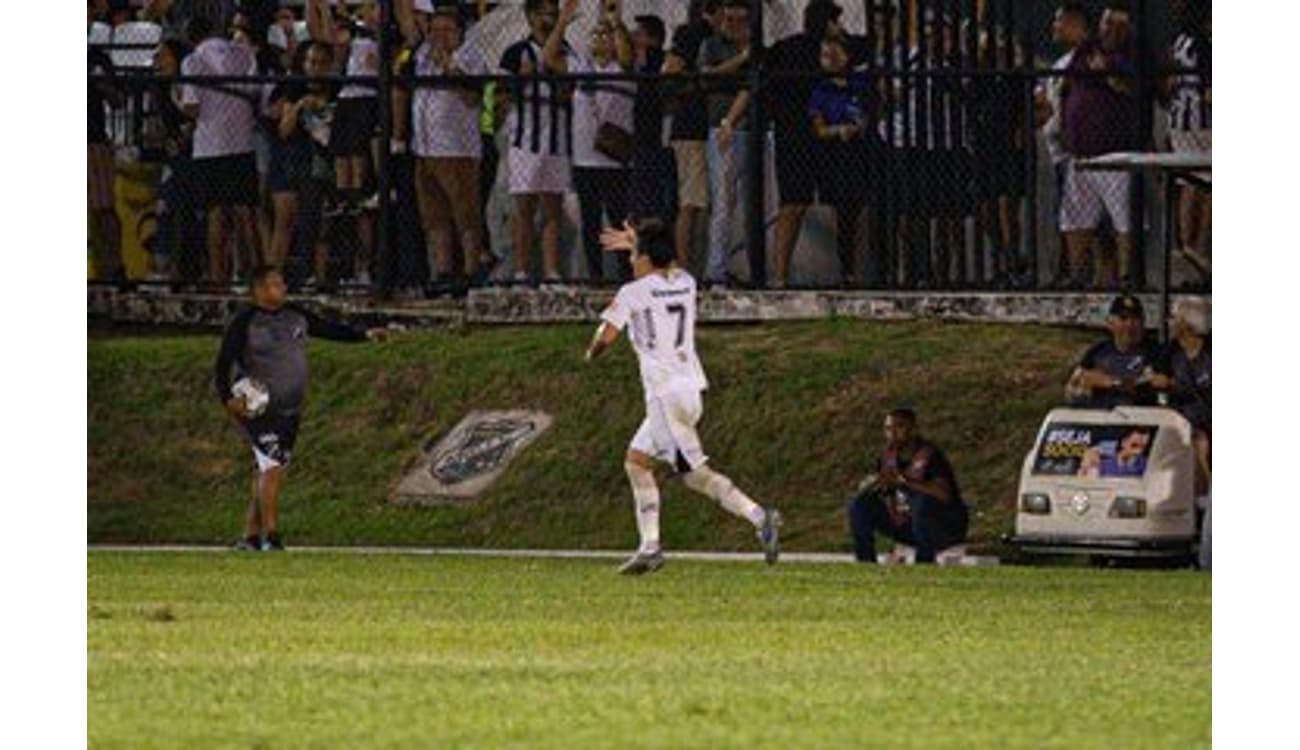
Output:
[601,268,708,401]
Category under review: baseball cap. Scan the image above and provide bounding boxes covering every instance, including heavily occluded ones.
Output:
[1108,294,1144,320]
[413,0,436,13]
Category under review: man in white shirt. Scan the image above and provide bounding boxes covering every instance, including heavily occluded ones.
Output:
[409,4,489,292]
[585,219,782,575]
[501,0,573,285]
[181,14,263,285]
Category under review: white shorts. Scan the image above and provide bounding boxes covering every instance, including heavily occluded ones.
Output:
[1059,159,1132,234]
[1170,128,1211,155]
[630,389,709,472]
[507,147,571,195]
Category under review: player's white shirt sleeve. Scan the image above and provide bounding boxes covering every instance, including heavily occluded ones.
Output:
[605,270,708,401]
[600,286,633,331]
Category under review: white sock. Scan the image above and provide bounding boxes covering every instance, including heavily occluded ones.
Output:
[683,466,765,529]
[625,462,661,552]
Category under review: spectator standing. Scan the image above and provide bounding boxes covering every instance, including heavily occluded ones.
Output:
[808,36,877,288]
[1059,2,1139,289]
[148,39,198,284]
[969,23,1029,288]
[409,5,488,295]
[662,0,720,270]
[266,42,333,270]
[846,408,970,564]
[1066,294,1162,409]
[500,0,573,285]
[181,14,263,286]
[88,36,124,284]
[1165,0,1211,279]
[627,14,672,225]
[1036,2,1089,287]
[888,15,971,288]
[700,0,752,289]
[272,42,339,288]
[307,0,380,285]
[556,2,635,284]
[742,0,847,289]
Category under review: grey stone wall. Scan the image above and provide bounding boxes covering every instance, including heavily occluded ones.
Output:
[89,285,1207,332]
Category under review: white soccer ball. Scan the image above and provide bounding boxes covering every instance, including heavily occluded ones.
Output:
[232,377,270,418]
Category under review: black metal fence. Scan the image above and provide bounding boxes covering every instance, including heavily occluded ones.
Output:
[86,0,1210,296]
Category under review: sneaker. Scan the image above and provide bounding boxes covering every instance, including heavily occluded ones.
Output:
[262,532,285,551]
[758,508,782,565]
[618,548,665,576]
[234,535,261,552]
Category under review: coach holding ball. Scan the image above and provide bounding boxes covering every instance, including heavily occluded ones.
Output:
[214,265,387,551]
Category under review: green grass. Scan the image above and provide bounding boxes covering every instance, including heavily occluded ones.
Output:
[87,552,1211,748]
[88,320,1096,551]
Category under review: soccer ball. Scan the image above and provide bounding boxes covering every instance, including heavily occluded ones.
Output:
[232,377,270,418]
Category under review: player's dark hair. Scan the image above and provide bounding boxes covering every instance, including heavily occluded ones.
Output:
[251,264,284,285]
[526,0,557,15]
[723,0,749,12]
[887,407,918,424]
[636,219,675,269]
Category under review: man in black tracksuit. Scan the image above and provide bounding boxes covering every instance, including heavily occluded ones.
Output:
[214,265,384,550]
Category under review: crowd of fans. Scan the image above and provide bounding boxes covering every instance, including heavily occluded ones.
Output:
[87,0,1211,295]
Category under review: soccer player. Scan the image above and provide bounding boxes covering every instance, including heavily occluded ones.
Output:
[214,265,387,551]
[585,220,782,575]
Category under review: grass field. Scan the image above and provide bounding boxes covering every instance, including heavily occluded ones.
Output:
[88,551,1211,748]
[88,320,1097,552]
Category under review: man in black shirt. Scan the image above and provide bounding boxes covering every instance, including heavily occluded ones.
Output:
[628,14,672,223]
[728,1,845,288]
[846,408,969,564]
[662,0,721,268]
[214,265,386,550]
[1067,294,1162,409]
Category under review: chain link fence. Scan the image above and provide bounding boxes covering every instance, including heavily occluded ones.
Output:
[87,0,1210,295]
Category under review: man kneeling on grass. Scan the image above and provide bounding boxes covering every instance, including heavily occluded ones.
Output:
[214,265,387,551]
[846,408,969,564]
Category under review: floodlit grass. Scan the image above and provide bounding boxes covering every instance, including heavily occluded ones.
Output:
[88,552,1210,748]
[88,320,1097,552]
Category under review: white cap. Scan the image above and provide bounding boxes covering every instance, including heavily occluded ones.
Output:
[414,0,436,13]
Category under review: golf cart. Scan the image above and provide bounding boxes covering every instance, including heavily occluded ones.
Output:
[1007,406,1199,563]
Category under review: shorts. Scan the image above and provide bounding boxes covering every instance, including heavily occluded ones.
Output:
[818,140,871,209]
[1059,159,1132,234]
[630,389,709,473]
[242,411,301,472]
[267,142,313,194]
[414,156,481,234]
[87,142,116,211]
[329,96,378,158]
[193,153,259,208]
[670,139,708,209]
[774,134,819,206]
[507,147,571,195]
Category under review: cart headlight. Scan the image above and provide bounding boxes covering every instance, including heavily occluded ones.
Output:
[1020,493,1051,515]
[1109,497,1147,519]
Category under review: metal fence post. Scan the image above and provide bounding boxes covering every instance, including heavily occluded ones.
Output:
[746,0,766,288]
[376,0,395,294]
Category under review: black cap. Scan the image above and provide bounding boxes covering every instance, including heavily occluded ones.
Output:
[1108,294,1144,320]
